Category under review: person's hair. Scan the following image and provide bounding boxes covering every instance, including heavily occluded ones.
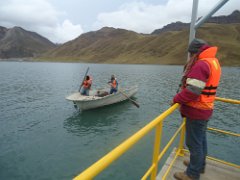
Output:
[188,38,208,54]
[111,75,115,80]
[86,75,90,80]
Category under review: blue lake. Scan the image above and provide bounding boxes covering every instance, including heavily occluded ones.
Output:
[0,61,239,180]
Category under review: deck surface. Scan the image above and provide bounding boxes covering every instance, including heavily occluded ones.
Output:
[157,149,240,180]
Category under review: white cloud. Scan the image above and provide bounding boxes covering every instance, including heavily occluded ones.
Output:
[0,0,84,43]
[93,0,239,33]
[54,20,83,43]
[0,0,238,42]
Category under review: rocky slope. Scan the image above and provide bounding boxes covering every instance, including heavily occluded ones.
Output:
[0,26,56,58]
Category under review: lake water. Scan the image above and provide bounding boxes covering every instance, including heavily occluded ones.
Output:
[0,61,239,180]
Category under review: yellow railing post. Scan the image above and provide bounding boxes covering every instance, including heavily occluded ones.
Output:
[151,122,163,180]
[178,118,186,156]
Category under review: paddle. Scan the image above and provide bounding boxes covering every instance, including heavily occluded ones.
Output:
[108,83,140,108]
[79,67,90,92]
[119,89,140,108]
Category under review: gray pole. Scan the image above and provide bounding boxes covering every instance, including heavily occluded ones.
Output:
[189,0,199,44]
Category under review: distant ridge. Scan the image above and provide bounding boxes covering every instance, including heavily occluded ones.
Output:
[0,26,56,59]
[152,10,240,34]
[151,22,189,35]
[207,10,240,24]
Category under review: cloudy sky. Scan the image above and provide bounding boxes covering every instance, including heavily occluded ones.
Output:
[0,0,238,43]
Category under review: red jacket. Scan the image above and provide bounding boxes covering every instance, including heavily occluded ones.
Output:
[173,47,221,120]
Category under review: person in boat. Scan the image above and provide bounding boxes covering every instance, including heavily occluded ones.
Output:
[81,75,92,96]
[172,38,221,180]
[108,75,118,94]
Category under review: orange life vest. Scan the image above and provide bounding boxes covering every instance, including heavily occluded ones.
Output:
[83,79,92,89]
[111,79,117,89]
[186,47,221,110]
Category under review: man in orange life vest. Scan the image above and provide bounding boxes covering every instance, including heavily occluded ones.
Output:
[172,39,221,180]
[81,75,92,96]
[108,75,118,94]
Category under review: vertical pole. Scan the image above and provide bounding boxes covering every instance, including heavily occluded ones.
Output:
[151,122,163,180]
[189,0,199,44]
[178,118,186,156]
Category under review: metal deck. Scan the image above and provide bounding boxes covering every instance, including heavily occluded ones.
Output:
[157,149,240,180]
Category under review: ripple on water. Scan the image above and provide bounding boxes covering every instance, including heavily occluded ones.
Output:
[0,62,239,180]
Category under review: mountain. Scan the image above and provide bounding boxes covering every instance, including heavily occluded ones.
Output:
[40,27,143,63]
[151,22,189,35]
[207,10,240,24]
[0,26,56,59]
[152,10,240,34]
[40,23,240,66]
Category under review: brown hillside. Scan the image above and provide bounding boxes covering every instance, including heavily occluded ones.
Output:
[40,24,240,66]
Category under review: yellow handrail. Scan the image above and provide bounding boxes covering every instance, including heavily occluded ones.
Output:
[162,148,182,180]
[141,118,186,180]
[158,119,185,162]
[208,127,240,137]
[181,149,240,169]
[73,103,179,180]
[215,97,240,104]
[160,97,240,179]
[73,97,239,180]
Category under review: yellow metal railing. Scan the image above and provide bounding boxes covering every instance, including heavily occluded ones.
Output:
[159,97,240,179]
[73,97,240,180]
[181,149,240,169]
[73,103,180,180]
[215,96,240,104]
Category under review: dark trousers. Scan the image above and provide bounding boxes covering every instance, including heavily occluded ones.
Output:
[81,88,89,96]
[186,118,208,179]
[110,88,117,94]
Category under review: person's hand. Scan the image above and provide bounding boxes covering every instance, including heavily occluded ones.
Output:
[170,101,175,106]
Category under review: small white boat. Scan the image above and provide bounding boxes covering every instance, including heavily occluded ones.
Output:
[66,85,138,110]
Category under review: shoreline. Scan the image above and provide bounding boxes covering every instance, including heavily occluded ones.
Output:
[0,58,239,67]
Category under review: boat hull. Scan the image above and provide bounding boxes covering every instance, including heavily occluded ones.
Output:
[66,86,138,110]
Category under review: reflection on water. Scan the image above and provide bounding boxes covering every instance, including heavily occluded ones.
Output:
[64,101,133,136]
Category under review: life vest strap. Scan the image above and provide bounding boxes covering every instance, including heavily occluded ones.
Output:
[201,91,216,96]
[204,85,218,90]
